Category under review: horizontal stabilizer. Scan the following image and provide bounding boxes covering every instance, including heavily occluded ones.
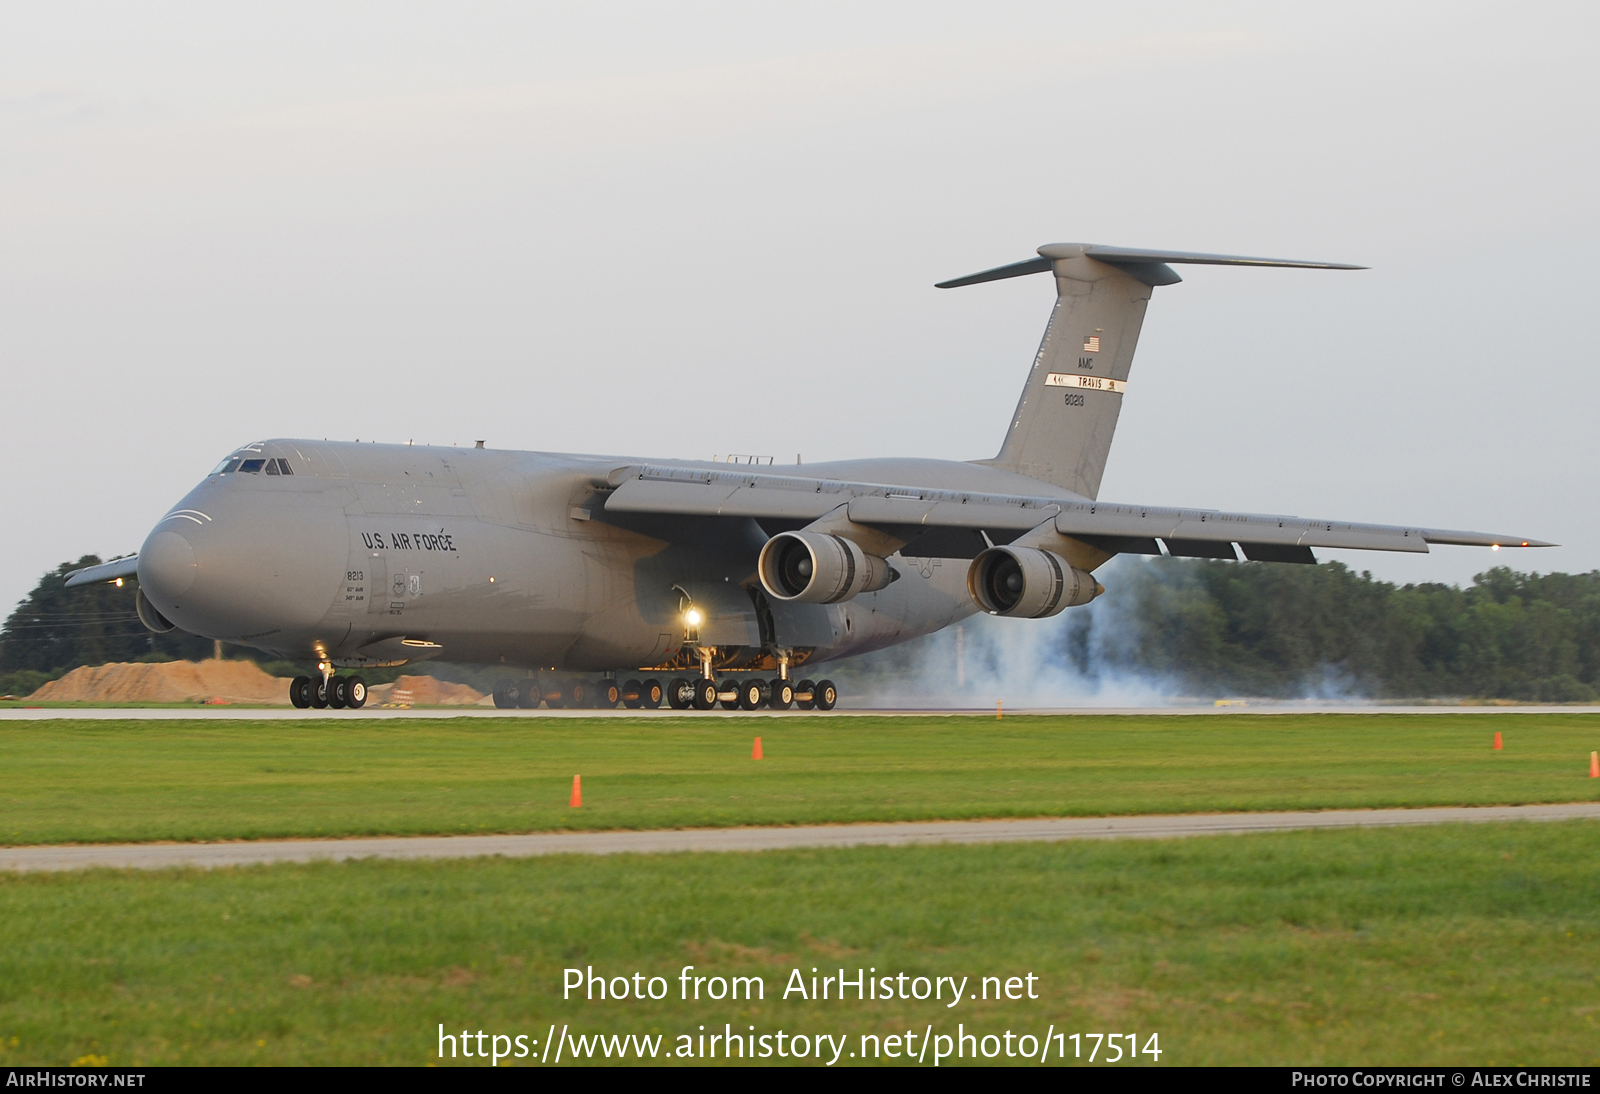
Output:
[935,256,1053,288]
[63,556,139,588]
[937,243,1365,289]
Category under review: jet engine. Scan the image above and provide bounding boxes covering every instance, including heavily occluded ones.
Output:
[967,546,1101,618]
[758,531,897,603]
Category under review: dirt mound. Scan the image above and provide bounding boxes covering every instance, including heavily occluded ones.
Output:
[29,661,294,704]
[366,675,485,706]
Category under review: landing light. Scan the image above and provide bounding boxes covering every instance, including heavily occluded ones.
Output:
[1492,544,1500,551]
[685,608,703,627]
[114,577,123,587]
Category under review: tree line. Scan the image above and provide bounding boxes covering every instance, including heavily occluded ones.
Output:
[0,556,214,696]
[1058,558,1600,701]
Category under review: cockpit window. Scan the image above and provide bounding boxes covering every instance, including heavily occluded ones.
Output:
[212,453,292,476]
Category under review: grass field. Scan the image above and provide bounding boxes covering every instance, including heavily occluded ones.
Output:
[0,821,1596,1066]
[0,714,1597,845]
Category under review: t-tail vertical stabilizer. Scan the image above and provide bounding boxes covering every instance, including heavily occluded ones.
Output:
[937,243,1364,500]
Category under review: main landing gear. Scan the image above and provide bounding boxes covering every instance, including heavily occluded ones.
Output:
[491,675,838,712]
[665,676,836,712]
[491,678,666,710]
[289,673,366,709]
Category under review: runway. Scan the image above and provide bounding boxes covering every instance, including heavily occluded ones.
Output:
[3,802,1596,872]
[4,704,1600,720]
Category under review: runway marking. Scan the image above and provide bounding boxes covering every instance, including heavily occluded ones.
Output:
[2,803,1596,872]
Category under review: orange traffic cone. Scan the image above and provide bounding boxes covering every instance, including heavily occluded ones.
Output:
[1493,731,1503,750]
[570,774,582,807]
[1590,751,1598,779]
[752,736,763,760]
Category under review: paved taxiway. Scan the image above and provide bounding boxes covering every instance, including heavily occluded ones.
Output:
[3,803,1596,872]
[5,705,1600,719]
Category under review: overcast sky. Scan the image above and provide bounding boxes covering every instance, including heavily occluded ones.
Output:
[4,1,1596,613]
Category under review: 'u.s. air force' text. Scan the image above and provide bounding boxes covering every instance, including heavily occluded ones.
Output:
[360,531,455,552]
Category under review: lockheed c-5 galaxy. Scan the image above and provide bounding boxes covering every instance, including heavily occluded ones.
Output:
[68,243,1549,710]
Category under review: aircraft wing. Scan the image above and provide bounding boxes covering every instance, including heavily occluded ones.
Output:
[63,555,140,588]
[602,464,1551,561]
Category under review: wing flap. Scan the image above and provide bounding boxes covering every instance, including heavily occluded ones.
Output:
[1054,505,1431,554]
[1241,543,1317,565]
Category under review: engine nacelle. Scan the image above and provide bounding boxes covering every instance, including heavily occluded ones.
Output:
[758,531,897,603]
[968,546,1101,618]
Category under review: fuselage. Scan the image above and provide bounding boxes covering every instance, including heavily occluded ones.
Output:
[135,439,1085,674]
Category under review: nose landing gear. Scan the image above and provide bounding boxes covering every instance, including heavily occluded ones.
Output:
[288,671,365,709]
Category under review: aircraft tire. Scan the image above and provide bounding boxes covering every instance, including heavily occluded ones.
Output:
[492,681,514,709]
[327,676,349,709]
[598,679,621,708]
[795,679,817,710]
[642,679,664,709]
[545,685,565,710]
[770,680,794,710]
[346,677,367,709]
[815,679,838,711]
[622,679,643,709]
[692,679,719,710]
[517,681,541,709]
[568,681,589,708]
[739,679,766,711]
[667,678,692,709]
[309,677,330,709]
[717,679,741,711]
[290,676,312,709]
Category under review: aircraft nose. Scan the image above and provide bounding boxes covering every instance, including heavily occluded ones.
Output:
[138,529,197,600]
[137,517,235,633]
[136,488,348,644]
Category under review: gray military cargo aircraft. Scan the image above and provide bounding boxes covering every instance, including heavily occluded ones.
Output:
[66,243,1549,711]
